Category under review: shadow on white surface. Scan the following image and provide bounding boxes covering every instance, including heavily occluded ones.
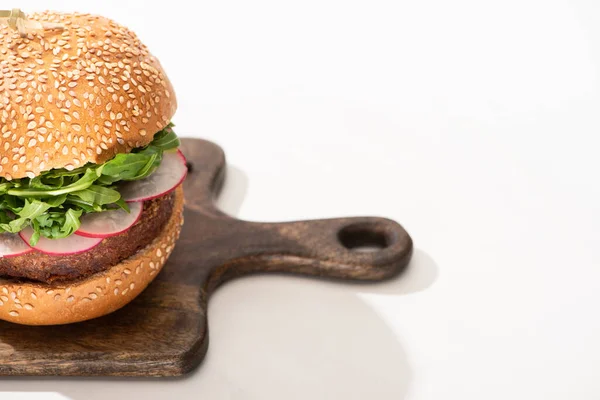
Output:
[0,163,437,400]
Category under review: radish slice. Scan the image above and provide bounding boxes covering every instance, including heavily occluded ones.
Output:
[19,228,102,255]
[76,202,143,238]
[0,233,33,258]
[119,150,187,202]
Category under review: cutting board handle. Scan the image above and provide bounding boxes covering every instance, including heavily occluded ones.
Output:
[203,215,413,294]
[181,138,413,291]
[253,216,413,280]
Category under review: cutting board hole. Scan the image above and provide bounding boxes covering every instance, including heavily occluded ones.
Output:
[186,161,194,172]
[338,223,389,253]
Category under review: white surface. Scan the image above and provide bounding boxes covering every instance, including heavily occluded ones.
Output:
[2,0,600,398]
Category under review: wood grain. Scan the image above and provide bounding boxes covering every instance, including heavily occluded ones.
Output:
[0,138,413,377]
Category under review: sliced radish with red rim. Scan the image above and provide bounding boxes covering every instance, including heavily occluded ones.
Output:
[119,150,187,202]
[76,202,143,238]
[19,227,102,255]
[0,233,33,258]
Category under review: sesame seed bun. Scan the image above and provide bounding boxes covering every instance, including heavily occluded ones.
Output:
[0,11,177,180]
[0,186,184,326]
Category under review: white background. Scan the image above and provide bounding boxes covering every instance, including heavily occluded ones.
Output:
[2,0,600,398]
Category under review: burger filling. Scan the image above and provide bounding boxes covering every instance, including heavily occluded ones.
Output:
[0,192,175,283]
[0,124,179,245]
[0,124,185,283]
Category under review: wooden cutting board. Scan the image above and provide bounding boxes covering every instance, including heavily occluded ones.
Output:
[0,138,413,377]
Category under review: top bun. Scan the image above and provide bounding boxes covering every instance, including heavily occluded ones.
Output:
[0,11,177,180]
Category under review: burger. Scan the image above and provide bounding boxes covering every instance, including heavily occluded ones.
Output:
[0,11,186,325]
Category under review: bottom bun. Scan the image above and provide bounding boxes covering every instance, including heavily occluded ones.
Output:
[0,186,184,326]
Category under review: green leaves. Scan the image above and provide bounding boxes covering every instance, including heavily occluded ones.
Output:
[0,125,179,242]
[99,125,177,181]
[18,200,52,219]
[7,168,99,197]
[0,199,51,235]
[100,151,161,181]
[62,209,83,236]
[71,185,121,205]
[30,208,83,245]
[150,126,179,151]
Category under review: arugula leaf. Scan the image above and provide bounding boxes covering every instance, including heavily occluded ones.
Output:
[7,168,99,197]
[133,151,160,179]
[100,153,154,180]
[150,127,180,151]
[65,196,103,213]
[18,200,52,220]
[42,165,90,178]
[71,185,121,205]
[29,223,41,246]
[113,198,130,212]
[0,183,11,194]
[0,199,51,234]
[61,208,83,236]
[46,194,67,207]
[0,125,179,241]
